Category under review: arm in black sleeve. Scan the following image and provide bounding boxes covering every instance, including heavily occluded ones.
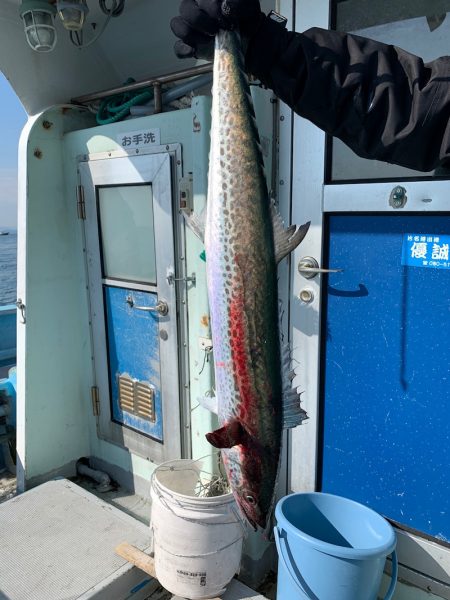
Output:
[246,18,450,172]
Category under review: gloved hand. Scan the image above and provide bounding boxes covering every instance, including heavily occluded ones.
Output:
[170,0,264,60]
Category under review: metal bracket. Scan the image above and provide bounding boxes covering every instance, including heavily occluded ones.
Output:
[179,173,193,213]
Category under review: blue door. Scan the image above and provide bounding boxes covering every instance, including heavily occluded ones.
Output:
[321,215,450,541]
[104,286,163,441]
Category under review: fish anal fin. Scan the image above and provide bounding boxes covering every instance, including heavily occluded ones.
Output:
[206,420,246,449]
[271,203,310,264]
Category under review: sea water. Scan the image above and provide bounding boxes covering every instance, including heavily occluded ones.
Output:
[0,230,17,306]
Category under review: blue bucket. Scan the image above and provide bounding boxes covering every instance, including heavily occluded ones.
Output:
[274,493,397,600]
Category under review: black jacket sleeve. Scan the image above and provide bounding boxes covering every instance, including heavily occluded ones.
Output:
[246,18,450,172]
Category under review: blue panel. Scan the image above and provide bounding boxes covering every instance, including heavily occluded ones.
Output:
[322,215,450,542]
[104,286,163,441]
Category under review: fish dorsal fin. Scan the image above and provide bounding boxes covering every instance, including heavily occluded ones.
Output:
[271,203,310,264]
[206,420,247,449]
[281,342,308,429]
[184,208,206,243]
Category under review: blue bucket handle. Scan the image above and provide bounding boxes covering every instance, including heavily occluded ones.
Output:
[274,527,398,600]
[385,549,398,600]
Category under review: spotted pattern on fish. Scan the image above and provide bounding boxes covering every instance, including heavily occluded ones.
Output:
[204,29,308,530]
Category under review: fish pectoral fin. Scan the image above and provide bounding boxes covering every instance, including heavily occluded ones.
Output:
[206,420,247,449]
[271,203,310,265]
[198,395,218,415]
[184,208,206,243]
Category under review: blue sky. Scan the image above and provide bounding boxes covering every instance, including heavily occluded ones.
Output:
[0,73,27,228]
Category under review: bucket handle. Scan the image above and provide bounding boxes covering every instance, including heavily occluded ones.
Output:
[274,527,398,600]
[384,549,398,600]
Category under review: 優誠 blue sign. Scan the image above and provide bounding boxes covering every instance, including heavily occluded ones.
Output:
[402,233,450,269]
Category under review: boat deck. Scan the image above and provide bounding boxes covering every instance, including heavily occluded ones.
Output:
[0,478,269,600]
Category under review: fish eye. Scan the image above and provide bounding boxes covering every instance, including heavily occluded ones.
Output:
[246,495,256,505]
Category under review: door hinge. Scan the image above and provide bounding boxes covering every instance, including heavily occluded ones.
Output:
[91,386,100,416]
[77,185,86,220]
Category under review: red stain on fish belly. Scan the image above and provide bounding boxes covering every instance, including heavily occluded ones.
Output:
[229,295,255,421]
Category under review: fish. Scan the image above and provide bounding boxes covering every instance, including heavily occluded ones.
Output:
[188,28,310,530]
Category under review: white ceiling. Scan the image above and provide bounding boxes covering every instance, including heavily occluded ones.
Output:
[0,1,196,114]
[0,0,276,115]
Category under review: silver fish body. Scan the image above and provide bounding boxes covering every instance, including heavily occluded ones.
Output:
[200,29,309,529]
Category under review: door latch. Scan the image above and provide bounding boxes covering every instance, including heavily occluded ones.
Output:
[167,271,196,286]
[389,186,407,209]
[15,298,26,323]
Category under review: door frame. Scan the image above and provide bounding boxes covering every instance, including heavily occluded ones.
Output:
[289,0,450,593]
[79,145,189,464]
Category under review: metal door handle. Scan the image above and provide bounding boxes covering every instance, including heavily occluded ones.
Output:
[126,296,169,316]
[298,257,343,279]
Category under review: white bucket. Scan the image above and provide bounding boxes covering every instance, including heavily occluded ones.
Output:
[150,459,245,599]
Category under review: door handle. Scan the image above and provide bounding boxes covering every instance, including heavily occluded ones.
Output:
[126,295,169,316]
[298,256,343,279]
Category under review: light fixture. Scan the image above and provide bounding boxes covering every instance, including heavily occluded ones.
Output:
[56,0,89,31]
[20,0,57,52]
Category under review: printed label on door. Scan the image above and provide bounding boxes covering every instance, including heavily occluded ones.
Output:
[402,233,450,269]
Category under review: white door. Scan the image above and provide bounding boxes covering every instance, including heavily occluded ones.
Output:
[80,148,185,464]
[289,0,450,594]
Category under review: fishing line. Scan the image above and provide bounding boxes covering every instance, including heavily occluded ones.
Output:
[198,345,213,375]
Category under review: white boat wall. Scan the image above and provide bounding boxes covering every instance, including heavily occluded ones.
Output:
[0,0,449,598]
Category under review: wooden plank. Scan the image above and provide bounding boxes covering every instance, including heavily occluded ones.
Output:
[115,542,157,579]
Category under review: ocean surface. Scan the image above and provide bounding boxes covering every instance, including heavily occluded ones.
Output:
[0,229,17,306]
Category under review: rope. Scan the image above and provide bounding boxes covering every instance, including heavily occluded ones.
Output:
[96,79,154,125]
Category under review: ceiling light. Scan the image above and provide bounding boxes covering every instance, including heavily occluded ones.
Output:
[20,0,57,53]
[56,0,89,31]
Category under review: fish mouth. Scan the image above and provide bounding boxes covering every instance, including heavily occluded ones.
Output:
[236,499,260,532]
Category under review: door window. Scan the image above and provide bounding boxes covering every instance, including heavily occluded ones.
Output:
[98,185,156,284]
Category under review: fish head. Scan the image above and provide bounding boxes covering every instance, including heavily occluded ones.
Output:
[234,484,267,531]
[208,425,280,530]
[223,445,277,531]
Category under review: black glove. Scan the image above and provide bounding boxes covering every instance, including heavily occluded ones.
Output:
[170,0,264,60]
